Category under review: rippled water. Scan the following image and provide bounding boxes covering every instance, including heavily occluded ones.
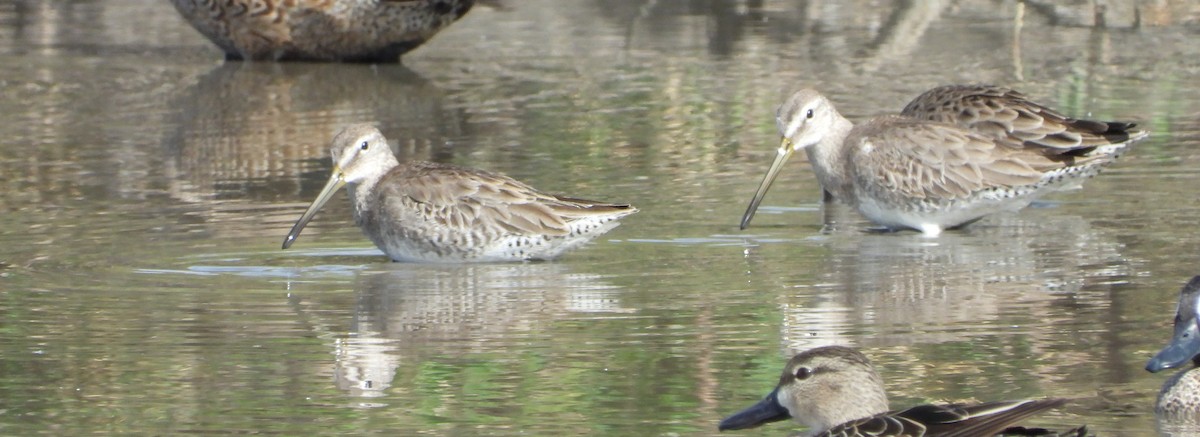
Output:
[1,1,1199,435]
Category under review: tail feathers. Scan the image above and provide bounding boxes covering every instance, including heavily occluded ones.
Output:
[1066,118,1149,145]
[931,399,1068,437]
[1000,424,1090,436]
[551,195,639,219]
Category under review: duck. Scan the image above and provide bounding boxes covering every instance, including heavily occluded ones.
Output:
[719,345,1086,436]
[1146,276,1200,418]
[281,124,637,262]
[739,85,1147,236]
[169,0,475,62]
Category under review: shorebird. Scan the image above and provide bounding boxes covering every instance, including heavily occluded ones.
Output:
[739,85,1147,236]
[281,124,637,262]
[1146,276,1200,418]
[169,0,474,62]
[719,346,1085,436]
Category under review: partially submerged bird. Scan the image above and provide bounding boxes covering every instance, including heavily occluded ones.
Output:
[719,346,1085,436]
[281,124,637,262]
[1146,276,1200,418]
[739,85,1147,236]
[169,0,475,62]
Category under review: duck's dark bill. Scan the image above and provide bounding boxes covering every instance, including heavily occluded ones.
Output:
[718,387,790,431]
[1147,317,1200,372]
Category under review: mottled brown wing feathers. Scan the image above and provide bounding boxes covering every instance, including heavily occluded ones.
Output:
[490,202,569,236]
[823,414,914,436]
[902,84,1146,154]
[850,117,1044,200]
[922,399,1068,437]
[552,195,632,208]
[549,195,637,216]
[822,399,1070,437]
[388,161,630,237]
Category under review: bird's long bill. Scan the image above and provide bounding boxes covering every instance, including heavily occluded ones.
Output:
[281,169,347,250]
[717,387,791,431]
[740,138,795,230]
[1146,317,1200,373]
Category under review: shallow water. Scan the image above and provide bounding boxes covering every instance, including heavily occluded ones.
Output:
[1,0,1199,435]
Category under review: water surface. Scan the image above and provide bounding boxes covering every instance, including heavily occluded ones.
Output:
[1,1,1199,435]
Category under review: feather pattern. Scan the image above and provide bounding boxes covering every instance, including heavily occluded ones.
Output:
[824,400,1075,437]
[718,346,1087,437]
[282,124,636,262]
[739,85,1148,235]
[901,84,1144,153]
[169,0,475,61]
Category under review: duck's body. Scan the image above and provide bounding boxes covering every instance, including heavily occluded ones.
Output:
[1146,276,1200,419]
[719,346,1085,436]
[1156,368,1200,420]
[740,85,1147,236]
[170,0,474,62]
[282,124,637,262]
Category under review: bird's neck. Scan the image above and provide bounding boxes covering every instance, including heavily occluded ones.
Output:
[806,115,856,201]
[347,157,400,224]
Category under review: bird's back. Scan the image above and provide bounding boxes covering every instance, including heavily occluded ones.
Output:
[819,399,1074,437]
[901,84,1147,154]
[169,0,475,61]
[360,161,635,262]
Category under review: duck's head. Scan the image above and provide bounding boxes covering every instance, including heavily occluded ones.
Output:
[1147,276,1200,373]
[718,345,889,432]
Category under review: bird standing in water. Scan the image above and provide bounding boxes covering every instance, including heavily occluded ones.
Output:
[740,85,1147,236]
[282,124,637,262]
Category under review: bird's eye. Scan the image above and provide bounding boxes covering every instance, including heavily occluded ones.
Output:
[794,367,812,380]
[360,141,369,151]
[806,109,814,119]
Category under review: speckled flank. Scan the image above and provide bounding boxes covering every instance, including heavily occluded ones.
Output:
[372,215,626,262]
[282,124,637,263]
[169,0,475,62]
[863,138,1130,226]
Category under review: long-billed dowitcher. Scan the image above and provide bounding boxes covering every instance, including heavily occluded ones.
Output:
[719,346,1085,436]
[169,0,474,62]
[739,85,1148,236]
[1146,276,1200,418]
[281,124,637,262]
